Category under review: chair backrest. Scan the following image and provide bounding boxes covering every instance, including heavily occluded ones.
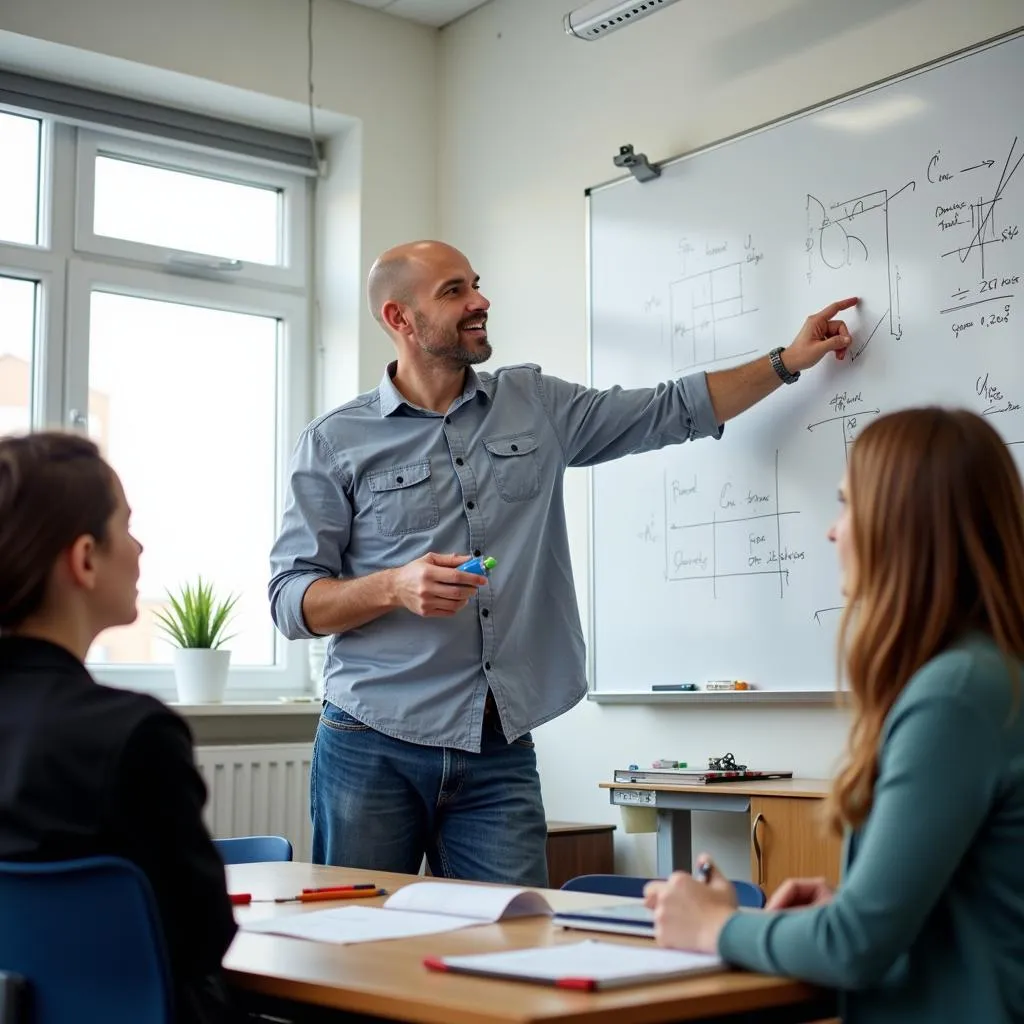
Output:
[561,873,767,909]
[0,856,172,1024]
[213,835,293,865]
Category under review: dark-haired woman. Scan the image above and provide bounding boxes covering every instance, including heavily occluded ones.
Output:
[644,408,1024,1024]
[0,432,237,1023]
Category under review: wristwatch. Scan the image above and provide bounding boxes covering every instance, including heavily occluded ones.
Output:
[769,347,800,384]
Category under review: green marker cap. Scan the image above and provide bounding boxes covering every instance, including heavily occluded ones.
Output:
[482,556,497,571]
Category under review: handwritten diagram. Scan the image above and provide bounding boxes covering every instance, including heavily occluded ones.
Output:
[805,180,914,358]
[806,390,881,464]
[663,451,803,599]
[669,236,763,373]
[932,136,1020,339]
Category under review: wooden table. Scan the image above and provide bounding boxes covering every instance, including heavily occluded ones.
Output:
[223,862,833,1024]
[600,779,840,898]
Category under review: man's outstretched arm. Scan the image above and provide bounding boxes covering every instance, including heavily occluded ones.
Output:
[706,297,858,423]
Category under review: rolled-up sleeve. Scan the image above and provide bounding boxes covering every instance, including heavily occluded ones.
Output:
[536,370,723,469]
[268,427,352,639]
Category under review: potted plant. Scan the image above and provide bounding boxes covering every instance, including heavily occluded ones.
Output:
[154,577,239,704]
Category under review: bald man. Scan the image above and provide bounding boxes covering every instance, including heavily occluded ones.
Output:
[269,240,856,884]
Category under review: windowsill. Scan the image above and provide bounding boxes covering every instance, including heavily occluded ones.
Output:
[167,699,322,717]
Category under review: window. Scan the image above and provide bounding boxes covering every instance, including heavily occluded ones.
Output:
[0,277,37,432]
[76,132,306,288]
[0,115,312,700]
[0,111,41,246]
[93,156,281,265]
[85,290,282,668]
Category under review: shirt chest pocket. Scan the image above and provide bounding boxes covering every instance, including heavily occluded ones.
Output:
[483,432,540,503]
[366,460,439,536]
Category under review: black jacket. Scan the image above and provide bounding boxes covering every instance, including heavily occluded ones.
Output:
[0,635,237,1022]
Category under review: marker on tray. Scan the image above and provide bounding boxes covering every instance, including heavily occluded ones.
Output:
[705,680,753,691]
[651,683,698,692]
[458,555,497,577]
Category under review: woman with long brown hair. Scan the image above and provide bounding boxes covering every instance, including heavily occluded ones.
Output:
[644,408,1024,1023]
[0,432,237,1023]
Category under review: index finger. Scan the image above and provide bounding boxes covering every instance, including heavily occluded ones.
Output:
[818,296,858,319]
[427,552,475,568]
[643,880,666,905]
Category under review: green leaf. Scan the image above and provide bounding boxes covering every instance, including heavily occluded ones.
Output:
[152,575,240,650]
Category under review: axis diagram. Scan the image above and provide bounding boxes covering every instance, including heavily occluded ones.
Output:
[806,390,881,464]
[939,135,1022,284]
[662,450,803,599]
[805,179,915,360]
[936,135,1022,329]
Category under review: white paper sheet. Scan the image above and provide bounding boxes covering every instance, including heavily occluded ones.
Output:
[241,881,553,944]
[438,939,723,986]
[382,881,552,921]
[242,905,483,944]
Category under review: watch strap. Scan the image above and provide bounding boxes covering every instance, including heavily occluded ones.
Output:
[769,347,800,384]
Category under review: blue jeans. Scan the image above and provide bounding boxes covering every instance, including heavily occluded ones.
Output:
[310,703,549,886]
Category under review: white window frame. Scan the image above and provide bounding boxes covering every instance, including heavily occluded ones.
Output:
[2,111,316,701]
[0,260,65,431]
[65,258,311,701]
[74,129,309,290]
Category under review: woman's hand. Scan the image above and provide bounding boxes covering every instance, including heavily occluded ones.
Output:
[643,856,738,953]
[765,877,834,911]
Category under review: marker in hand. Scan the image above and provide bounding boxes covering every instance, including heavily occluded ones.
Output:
[695,860,712,885]
[457,555,497,577]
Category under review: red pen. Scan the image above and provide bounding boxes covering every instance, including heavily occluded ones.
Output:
[230,887,386,905]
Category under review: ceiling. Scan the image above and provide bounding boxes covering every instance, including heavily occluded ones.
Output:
[343,0,493,28]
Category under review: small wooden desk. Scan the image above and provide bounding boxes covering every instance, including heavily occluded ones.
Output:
[224,862,833,1024]
[600,779,840,897]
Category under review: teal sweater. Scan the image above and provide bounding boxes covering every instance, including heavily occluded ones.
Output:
[719,636,1024,1023]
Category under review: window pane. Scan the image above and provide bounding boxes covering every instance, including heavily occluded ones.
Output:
[93,156,281,265]
[0,277,37,432]
[0,113,41,246]
[87,292,279,667]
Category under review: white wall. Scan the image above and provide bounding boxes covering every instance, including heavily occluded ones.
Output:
[0,0,439,399]
[438,0,1024,879]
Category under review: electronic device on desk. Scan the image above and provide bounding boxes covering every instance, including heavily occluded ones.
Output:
[616,752,792,785]
[552,903,655,938]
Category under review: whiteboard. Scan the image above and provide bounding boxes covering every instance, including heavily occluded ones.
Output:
[587,31,1024,700]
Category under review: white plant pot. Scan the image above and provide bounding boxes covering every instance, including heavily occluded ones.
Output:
[173,648,231,704]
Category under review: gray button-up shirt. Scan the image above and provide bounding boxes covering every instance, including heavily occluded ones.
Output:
[269,362,722,752]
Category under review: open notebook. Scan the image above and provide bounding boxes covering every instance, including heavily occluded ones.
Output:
[242,881,552,944]
[424,939,723,990]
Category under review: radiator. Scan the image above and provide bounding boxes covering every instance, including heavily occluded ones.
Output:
[195,744,313,861]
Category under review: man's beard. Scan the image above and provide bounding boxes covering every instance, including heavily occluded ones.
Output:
[414,311,492,366]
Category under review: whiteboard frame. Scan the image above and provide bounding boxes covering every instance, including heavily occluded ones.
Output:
[584,25,1024,704]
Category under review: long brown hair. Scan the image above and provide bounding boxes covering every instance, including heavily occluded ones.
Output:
[827,408,1024,834]
[0,432,115,629]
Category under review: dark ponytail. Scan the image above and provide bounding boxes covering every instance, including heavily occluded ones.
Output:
[0,432,115,629]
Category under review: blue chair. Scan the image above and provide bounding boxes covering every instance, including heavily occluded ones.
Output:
[213,834,293,865]
[0,856,172,1024]
[562,872,766,908]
